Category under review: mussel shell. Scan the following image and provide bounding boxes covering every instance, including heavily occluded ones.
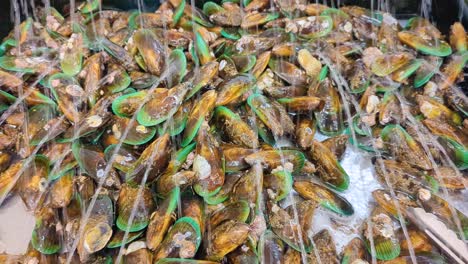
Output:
[341,237,367,264]
[126,133,171,184]
[374,159,434,195]
[116,184,155,232]
[206,220,250,261]
[294,180,354,216]
[107,230,143,248]
[257,230,285,264]
[134,29,165,76]
[380,124,432,170]
[137,82,190,127]
[193,123,225,197]
[214,106,258,148]
[398,31,452,57]
[48,171,73,208]
[371,53,413,77]
[363,209,400,261]
[307,229,339,264]
[268,202,312,253]
[295,118,316,149]
[216,74,255,106]
[372,189,418,218]
[247,93,295,137]
[111,116,157,146]
[209,200,249,230]
[146,187,180,250]
[263,169,293,202]
[308,140,349,191]
[112,90,153,118]
[154,217,202,260]
[31,208,61,255]
[244,149,305,174]
[181,90,217,147]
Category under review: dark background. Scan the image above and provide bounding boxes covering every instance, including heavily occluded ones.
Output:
[0,0,467,39]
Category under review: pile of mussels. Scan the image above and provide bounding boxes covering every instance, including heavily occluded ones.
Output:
[0,0,467,263]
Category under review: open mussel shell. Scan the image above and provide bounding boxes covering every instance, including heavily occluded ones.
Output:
[146,187,180,250]
[78,215,113,260]
[30,208,61,255]
[294,180,354,216]
[244,149,305,174]
[154,216,202,260]
[116,184,155,232]
[363,209,401,261]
